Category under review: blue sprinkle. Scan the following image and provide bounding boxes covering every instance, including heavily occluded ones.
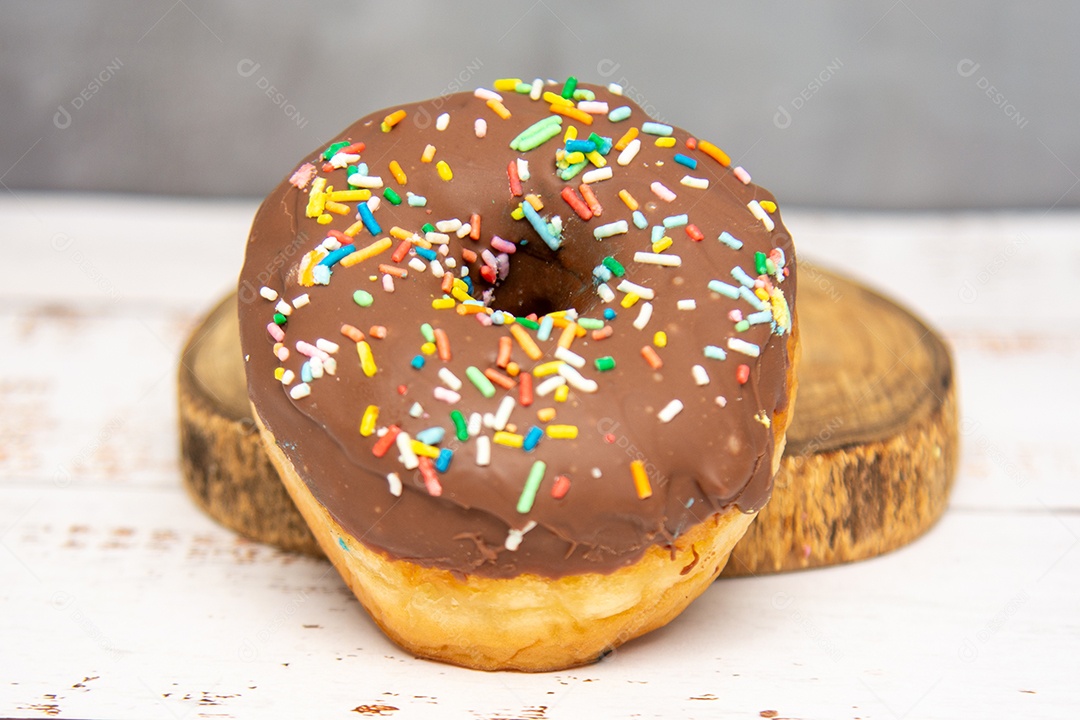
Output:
[663,214,689,228]
[337,537,348,550]
[407,194,427,207]
[593,265,613,282]
[594,136,613,155]
[523,425,544,452]
[358,202,381,235]
[355,162,368,176]
[651,226,665,243]
[537,315,554,342]
[718,231,744,250]
[608,105,632,122]
[632,210,648,229]
[731,266,756,288]
[673,153,698,170]
[522,199,562,251]
[319,244,357,267]
[415,246,437,262]
[740,286,769,311]
[415,427,446,446]
[642,122,673,136]
[603,308,617,320]
[492,311,507,325]
[565,139,597,153]
[300,361,313,383]
[311,264,331,285]
[411,355,425,369]
[708,280,741,299]
[747,310,774,325]
[704,345,727,360]
[436,447,453,473]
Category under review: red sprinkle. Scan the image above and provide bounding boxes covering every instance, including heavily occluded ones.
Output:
[371,425,401,457]
[480,265,497,283]
[328,229,350,244]
[397,384,408,395]
[604,433,617,444]
[591,325,614,341]
[736,364,751,384]
[551,474,571,499]
[343,141,366,154]
[321,162,335,173]
[518,371,534,406]
[391,240,411,263]
[685,224,705,242]
[579,183,603,217]
[507,160,523,197]
[469,213,481,240]
[560,186,592,220]
[418,456,442,497]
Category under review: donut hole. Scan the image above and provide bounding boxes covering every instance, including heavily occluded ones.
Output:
[486,251,597,318]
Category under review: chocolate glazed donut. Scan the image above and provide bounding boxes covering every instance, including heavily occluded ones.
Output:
[239,78,797,670]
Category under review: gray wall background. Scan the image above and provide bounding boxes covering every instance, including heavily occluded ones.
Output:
[2,1,1076,209]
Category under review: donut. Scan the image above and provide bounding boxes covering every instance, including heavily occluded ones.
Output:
[238,76,798,672]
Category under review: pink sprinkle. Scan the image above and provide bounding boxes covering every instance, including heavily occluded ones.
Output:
[650,181,676,202]
[481,249,498,268]
[475,313,493,326]
[267,323,285,342]
[728,309,743,322]
[275,346,290,361]
[433,386,461,404]
[289,163,317,189]
[382,274,395,293]
[733,166,752,185]
[295,340,329,361]
[490,236,517,254]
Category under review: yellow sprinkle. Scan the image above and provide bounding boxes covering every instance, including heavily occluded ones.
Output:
[509,323,543,360]
[389,160,407,185]
[383,109,407,130]
[356,341,377,377]
[389,226,414,241]
[493,431,524,448]
[343,220,366,237]
[630,460,652,499]
[360,405,379,436]
[305,177,327,218]
[510,205,525,220]
[420,342,437,355]
[760,200,778,213]
[457,303,491,316]
[486,98,512,119]
[614,127,639,151]
[564,125,578,142]
[543,91,573,107]
[565,151,585,164]
[585,150,606,168]
[324,200,350,215]
[340,237,392,267]
[546,424,578,439]
[652,236,673,253]
[536,407,557,423]
[525,194,543,211]
[755,287,770,301]
[316,213,333,225]
[554,385,569,403]
[653,331,668,348]
[421,144,436,163]
[436,160,453,181]
[450,286,473,303]
[273,367,284,380]
[620,292,641,309]
[380,122,391,133]
[532,361,564,377]
[297,249,326,287]
[654,136,677,148]
[618,189,639,211]
[493,78,522,92]
[432,297,456,310]
[411,440,441,458]
[506,361,520,377]
[327,189,371,202]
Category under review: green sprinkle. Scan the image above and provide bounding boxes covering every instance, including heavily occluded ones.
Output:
[273,312,287,325]
[514,82,533,94]
[594,356,616,372]
[509,116,563,150]
[420,322,435,343]
[465,366,496,398]
[383,187,402,205]
[561,75,578,100]
[735,320,750,332]
[352,290,373,307]
[346,164,359,176]
[421,223,436,235]
[601,256,626,277]
[515,317,540,330]
[754,251,768,275]
[577,317,604,330]
[322,141,349,160]
[517,460,547,513]
[572,88,595,102]
[766,258,777,274]
[515,123,564,152]
[450,410,468,441]
[559,160,588,181]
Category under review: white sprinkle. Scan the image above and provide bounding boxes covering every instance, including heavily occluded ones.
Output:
[616,279,655,300]
[320,237,341,251]
[436,219,461,233]
[444,257,458,269]
[680,175,709,190]
[425,232,450,246]
[432,387,460,404]
[396,431,419,470]
[554,346,586,368]
[530,78,543,100]
[748,200,775,231]
[280,369,295,385]
[633,251,682,267]
[474,87,502,102]
[309,357,324,379]
[716,396,728,408]
[456,223,472,238]
[504,521,537,551]
[275,299,292,316]
[328,152,360,168]
[734,166,752,184]
[315,338,339,354]
[366,196,381,212]
[607,83,623,96]
[347,174,383,189]
[468,412,482,436]
[438,367,463,391]
[677,299,697,311]
[493,396,516,431]
[429,260,445,278]
[617,138,641,166]
[557,364,598,393]
[632,301,654,330]
[593,220,628,239]
[650,181,677,202]
[516,157,530,181]
[591,466,603,478]
[292,293,310,308]
[436,113,450,131]
[408,257,427,273]
[289,383,310,399]
[658,399,684,423]
[692,364,710,386]
[409,402,424,418]
[535,375,567,397]
[323,357,336,375]
[476,435,492,466]
[482,412,495,428]
[582,166,613,184]
[577,101,609,114]
[386,472,402,497]
[597,283,615,303]
[474,118,487,138]
[728,337,762,357]
[259,287,278,302]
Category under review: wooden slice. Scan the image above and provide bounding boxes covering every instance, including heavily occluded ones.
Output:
[178,264,958,573]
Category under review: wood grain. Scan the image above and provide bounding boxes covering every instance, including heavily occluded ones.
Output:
[177,265,958,574]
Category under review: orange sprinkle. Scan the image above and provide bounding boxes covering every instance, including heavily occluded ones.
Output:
[368,325,387,339]
[641,345,663,370]
[484,367,517,390]
[340,324,365,343]
[557,322,578,350]
[579,183,603,216]
[591,325,614,341]
[433,328,451,362]
[440,273,454,295]
[518,371,534,406]
[469,214,481,240]
[389,160,407,185]
[550,103,593,125]
[506,361,520,377]
[614,126,639,151]
[383,109,407,129]
[343,141,366,154]
[618,189,639,211]
[421,144,436,163]
[496,336,513,368]
[461,248,478,263]
[685,137,697,150]
[378,264,407,278]
[456,303,490,316]
[509,323,543,360]
[486,98,512,119]
[630,460,652,499]
[343,220,366,237]
[391,240,411,263]
[697,140,731,167]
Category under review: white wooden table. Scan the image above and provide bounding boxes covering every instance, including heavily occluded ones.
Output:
[2,195,1077,719]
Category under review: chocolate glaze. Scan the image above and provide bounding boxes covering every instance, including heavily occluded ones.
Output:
[238,84,796,579]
